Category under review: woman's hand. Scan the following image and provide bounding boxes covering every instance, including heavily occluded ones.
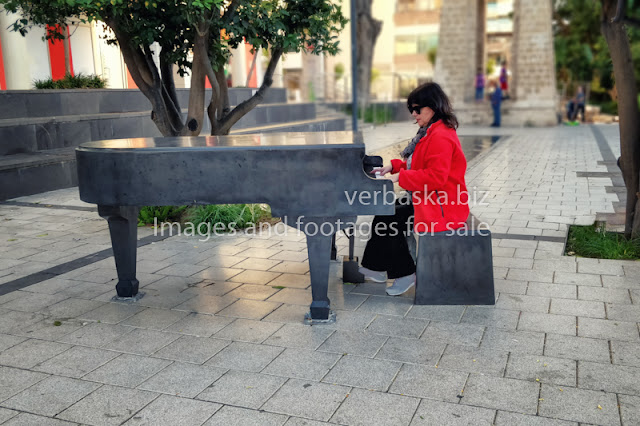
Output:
[371,164,393,176]
[388,173,400,183]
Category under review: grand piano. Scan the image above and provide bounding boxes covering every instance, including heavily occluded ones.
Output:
[76,131,394,323]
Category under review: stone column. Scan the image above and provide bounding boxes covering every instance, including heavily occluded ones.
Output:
[230,41,247,87]
[509,0,557,126]
[434,0,482,106]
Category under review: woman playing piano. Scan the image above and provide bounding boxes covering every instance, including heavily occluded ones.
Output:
[359,82,470,295]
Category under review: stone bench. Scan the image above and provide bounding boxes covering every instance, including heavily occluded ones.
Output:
[414,215,495,305]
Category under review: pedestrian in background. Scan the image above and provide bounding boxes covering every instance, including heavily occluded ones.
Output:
[490,80,502,127]
[475,67,485,102]
[499,61,509,99]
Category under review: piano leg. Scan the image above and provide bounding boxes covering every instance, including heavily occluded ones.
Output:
[98,205,140,298]
[304,226,334,324]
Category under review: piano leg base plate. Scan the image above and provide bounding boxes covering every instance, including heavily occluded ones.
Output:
[304,310,336,325]
[111,292,145,303]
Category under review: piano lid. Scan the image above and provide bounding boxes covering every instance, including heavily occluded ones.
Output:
[78,131,363,151]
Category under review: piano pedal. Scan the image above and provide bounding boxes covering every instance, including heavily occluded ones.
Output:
[342,256,365,283]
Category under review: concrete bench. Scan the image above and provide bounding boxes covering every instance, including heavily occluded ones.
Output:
[414,216,495,305]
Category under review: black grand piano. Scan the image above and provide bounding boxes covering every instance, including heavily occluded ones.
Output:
[76,131,394,323]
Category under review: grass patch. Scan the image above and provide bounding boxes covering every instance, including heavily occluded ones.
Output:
[565,224,640,260]
[34,73,107,89]
[138,206,188,226]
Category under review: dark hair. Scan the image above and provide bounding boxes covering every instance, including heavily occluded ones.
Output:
[407,82,458,129]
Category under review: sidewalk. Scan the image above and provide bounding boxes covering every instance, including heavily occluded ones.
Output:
[0,124,638,426]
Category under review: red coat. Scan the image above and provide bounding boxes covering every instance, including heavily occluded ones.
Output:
[391,120,470,233]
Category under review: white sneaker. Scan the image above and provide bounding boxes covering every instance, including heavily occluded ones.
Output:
[386,273,416,296]
[358,266,387,283]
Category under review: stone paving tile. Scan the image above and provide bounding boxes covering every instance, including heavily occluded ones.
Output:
[172,294,238,315]
[262,304,310,324]
[579,286,632,304]
[268,261,310,274]
[152,335,229,365]
[228,269,281,285]
[460,306,519,330]
[578,317,639,342]
[267,273,311,289]
[619,394,640,426]
[544,333,611,363]
[406,305,465,322]
[196,254,246,269]
[317,330,387,358]
[606,303,640,322]
[438,344,508,376]
[461,374,539,415]
[356,295,414,316]
[538,385,620,426]
[517,312,577,336]
[526,282,577,299]
[216,299,282,320]
[495,294,550,313]
[493,411,577,425]
[506,268,553,283]
[57,385,159,425]
[550,298,605,318]
[554,271,602,287]
[0,339,70,369]
[205,341,284,372]
[120,307,189,330]
[389,363,467,403]
[226,284,281,301]
[138,362,226,398]
[421,321,485,346]
[21,278,80,295]
[602,275,640,289]
[2,376,100,417]
[505,354,577,387]
[493,278,528,295]
[78,302,146,324]
[58,322,132,347]
[375,336,445,365]
[578,361,640,395]
[0,366,49,403]
[322,355,401,391]
[124,394,221,426]
[56,282,113,300]
[102,327,180,355]
[266,288,311,306]
[0,333,27,351]
[410,399,495,426]
[164,313,235,337]
[578,259,624,276]
[203,405,287,426]
[0,408,18,423]
[262,348,340,381]
[283,418,333,426]
[1,292,68,313]
[324,292,368,311]
[154,263,208,277]
[33,346,120,378]
[11,319,83,343]
[197,369,287,410]
[611,340,640,367]
[82,354,172,388]
[365,315,428,339]
[2,413,77,425]
[480,328,545,355]
[330,387,419,426]
[191,267,244,283]
[265,324,334,350]
[313,310,377,332]
[213,318,282,343]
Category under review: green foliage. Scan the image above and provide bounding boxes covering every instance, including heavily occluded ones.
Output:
[138,205,188,226]
[370,68,380,84]
[427,46,437,66]
[343,104,395,125]
[34,73,107,89]
[186,204,270,232]
[486,58,496,76]
[566,224,640,260]
[334,63,345,80]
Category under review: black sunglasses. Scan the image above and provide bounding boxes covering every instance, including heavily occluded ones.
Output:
[408,105,424,114]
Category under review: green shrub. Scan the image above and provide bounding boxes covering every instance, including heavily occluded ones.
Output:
[566,224,640,260]
[186,204,271,232]
[138,206,188,226]
[34,73,107,89]
[343,104,395,125]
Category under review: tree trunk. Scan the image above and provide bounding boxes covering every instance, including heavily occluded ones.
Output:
[63,25,71,76]
[601,0,640,238]
[356,0,382,104]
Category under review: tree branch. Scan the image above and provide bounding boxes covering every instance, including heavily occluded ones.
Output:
[223,0,240,24]
[160,48,180,112]
[612,0,625,22]
[216,48,283,134]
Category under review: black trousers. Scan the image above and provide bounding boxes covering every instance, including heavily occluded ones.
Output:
[361,197,416,279]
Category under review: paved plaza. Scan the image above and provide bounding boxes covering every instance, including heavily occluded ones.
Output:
[0,123,638,425]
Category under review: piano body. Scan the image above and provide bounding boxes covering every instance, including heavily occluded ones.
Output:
[76,131,394,323]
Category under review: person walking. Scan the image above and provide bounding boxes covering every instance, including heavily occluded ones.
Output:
[475,67,485,102]
[490,80,502,127]
[359,82,470,296]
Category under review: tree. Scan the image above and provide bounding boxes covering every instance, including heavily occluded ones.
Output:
[600,0,640,238]
[355,0,382,103]
[2,0,347,136]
